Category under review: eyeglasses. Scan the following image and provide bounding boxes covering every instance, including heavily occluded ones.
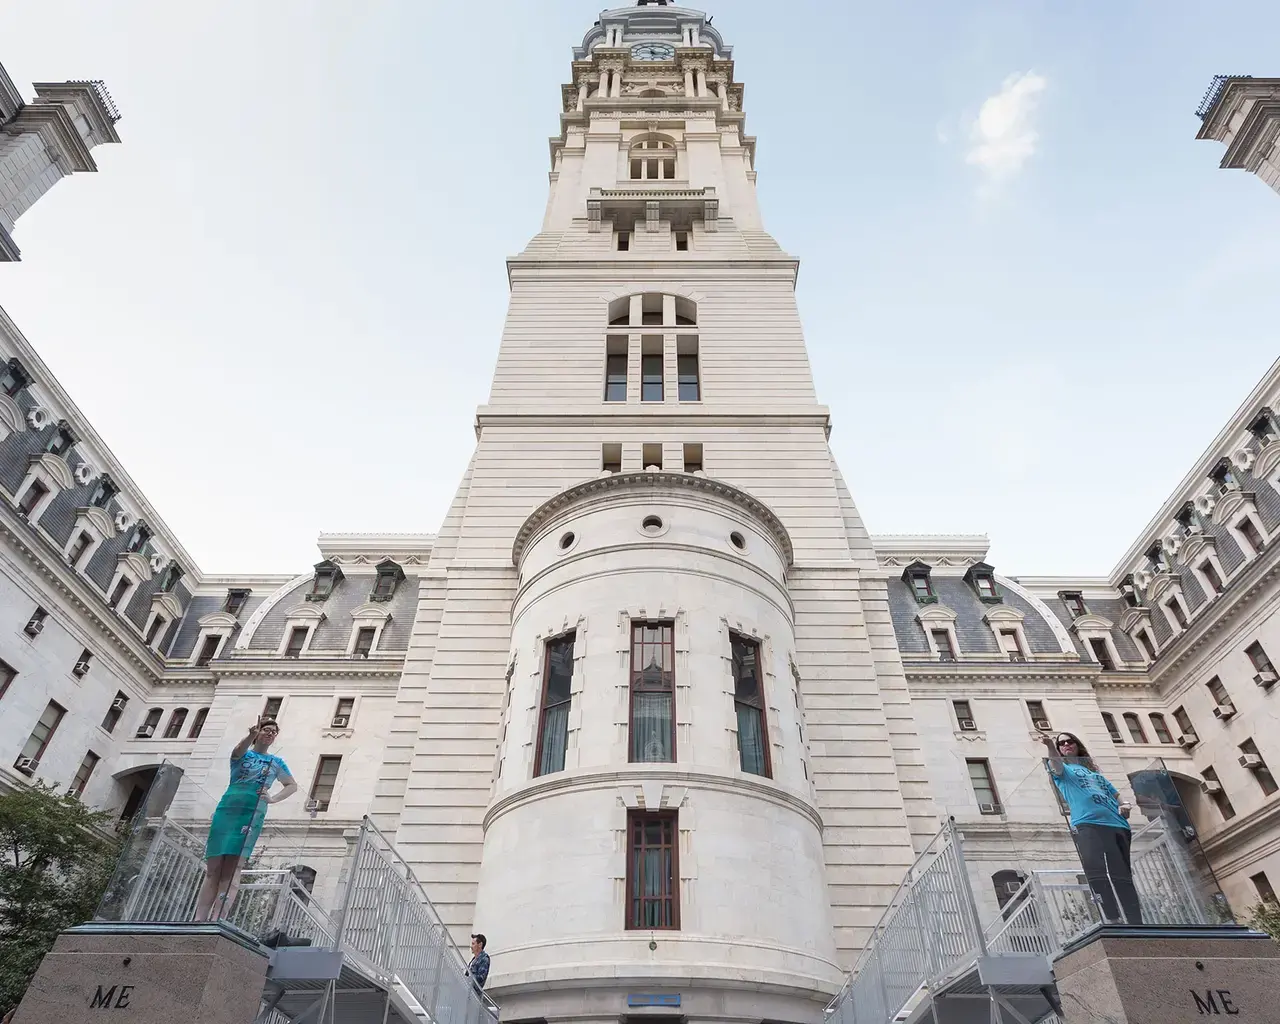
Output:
[1056,738,1077,747]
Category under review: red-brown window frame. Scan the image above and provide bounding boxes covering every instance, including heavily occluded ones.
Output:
[624,809,679,930]
[629,620,676,763]
[730,632,771,778]
[534,631,576,777]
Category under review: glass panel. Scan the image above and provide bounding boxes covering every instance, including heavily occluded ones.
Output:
[631,692,673,762]
[736,703,767,775]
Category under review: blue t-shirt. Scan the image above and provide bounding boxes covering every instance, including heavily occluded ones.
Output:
[1052,762,1129,830]
[230,749,291,790]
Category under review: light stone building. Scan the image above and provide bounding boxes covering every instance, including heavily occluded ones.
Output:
[0,61,120,261]
[1197,74,1280,195]
[2,8,1280,1023]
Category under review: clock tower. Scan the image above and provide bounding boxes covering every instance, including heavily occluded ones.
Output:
[374,4,930,1021]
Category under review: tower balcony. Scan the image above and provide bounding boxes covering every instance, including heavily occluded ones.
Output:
[588,184,718,232]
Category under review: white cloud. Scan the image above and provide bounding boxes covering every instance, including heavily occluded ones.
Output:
[965,71,1047,185]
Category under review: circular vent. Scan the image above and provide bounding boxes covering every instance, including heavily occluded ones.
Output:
[729,531,746,550]
[642,515,664,533]
[559,531,575,550]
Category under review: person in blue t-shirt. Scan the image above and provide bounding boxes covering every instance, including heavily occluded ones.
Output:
[195,718,297,921]
[1035,730,1143,925]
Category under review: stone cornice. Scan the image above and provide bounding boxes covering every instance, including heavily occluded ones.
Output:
[1,101,95,172]
[511,470,794,569]
[903,662,1100,683]
[208,656,404,680]
[1197,797,1280,868]
[484,765,822,833]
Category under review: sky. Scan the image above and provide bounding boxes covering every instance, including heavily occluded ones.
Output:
[2,0,1279,577]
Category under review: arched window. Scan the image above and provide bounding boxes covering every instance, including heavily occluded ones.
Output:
[1102,712,1123,743]
[137,707,163,738]
[1148,713,1173,744]
[1123,713,1148,744]
[605,293,697,329]
[629,134,676,180]
[638,88,666,98]
[189,707,209,739]
[163,708,189,739]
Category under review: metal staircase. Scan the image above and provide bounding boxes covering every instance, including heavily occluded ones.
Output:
[823,818,1220,1024]
[100,814,499,1024]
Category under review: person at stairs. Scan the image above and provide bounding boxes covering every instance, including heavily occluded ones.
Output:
[1034,730,1144,925]
[194,718,297,922]
[466,933,491,992]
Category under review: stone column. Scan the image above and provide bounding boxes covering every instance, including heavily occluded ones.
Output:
[577,82,588,110]
[684,69,696,97]
[611,71,622,98]
[716,81,728,111]
[696,70,707,97]
[599,69,609,96]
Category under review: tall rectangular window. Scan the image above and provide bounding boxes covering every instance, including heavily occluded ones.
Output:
[604,337,628,402]
[953,700,975,729]
[1252,872,1278,905]
[1149,713,1173,744]
[1173,706,1194,735]
[145,615,167,646]
[1239,739,1279,796]
[640,339,664,402]
[1103,712,1124,743]
[999,629,1025,662]
[353,627,376,657]
[263,697,284,718]
[1167,598,1188,629]
[1200,560,1224,593]
[195,635,222,667]
[932,630,955,661]
[1062,592,1087,618]
[1237,517,1265,554]
[18,701,65,767]
[223,589,250,615]
[601,443,622,474]
[308,756,342,812]
[731,633,770,777]
[1136,629,1157,660]
[1207,676,1230,705]
[1123,712,1147,744]
[535,632,576,776]
[1088,637,1115,671]
[1202,767,1236,820]
[1247,641,1276,677]
[1027,700,1051,730]
[67,531,93,568]
[0,658,15,701]
[682,443,703,474]
[101,691,127,733]
[284,627,308,657]
[677,339,700,401]
[108,577,132,609]
[967,759,1001,813]
[641,443,663,470]
[630,621,675,763]
[163,708,189,740]
[69,751,99,798]
[18,479,48,517]
[625,810,679,930]
[189,708,209,739]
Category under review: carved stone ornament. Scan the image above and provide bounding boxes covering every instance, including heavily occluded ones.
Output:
[1255,437,1280,483]
[149,552,168,574]
[26,406,50,430]
[1194,493,1217,517]
[1131,568,1153,590]
[1231,446,1256,472]
[73,462,96,485]
[1211,489,1252,527]
[114,510,134,533]
[1161,534,1183,558]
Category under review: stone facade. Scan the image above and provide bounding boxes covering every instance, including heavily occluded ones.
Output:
[0,62,120,261]
[1,9,1279,1024]
[1198,75,1280,195]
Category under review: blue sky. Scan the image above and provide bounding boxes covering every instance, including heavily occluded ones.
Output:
[2,1,1278,576]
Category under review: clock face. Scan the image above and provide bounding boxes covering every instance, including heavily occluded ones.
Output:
[631,42,676,61]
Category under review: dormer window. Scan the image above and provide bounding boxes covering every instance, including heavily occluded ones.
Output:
[964,563,1001,603]
[223,588,249,615]
[0,358,30,397]
[1119,575,1141,608]
[371,559,405,602]
[1175,502,1198,536]
[1209,457,1237,495]
[125,524,151,554]
[307,560,343,602]
[157,563,183,594]
[44,421,75,457]
[1248,407,1277,441]
[1146,542,1168,574]
[88,476,117,509]
[1061,592,1087,618]
[902,562,936,604]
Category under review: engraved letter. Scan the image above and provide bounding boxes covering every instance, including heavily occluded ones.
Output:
[1217,990,1238,1015]
[90,986,116,1009]
[1192,990,1220,1015]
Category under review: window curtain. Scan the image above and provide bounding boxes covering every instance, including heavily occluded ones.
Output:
[632,692,673,762]
[538,703,570,775]
[632,846,673,928]
[736,703,766,775]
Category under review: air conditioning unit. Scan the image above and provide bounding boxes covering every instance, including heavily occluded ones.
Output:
[14,756,38,775]
[305,799,320,814]
[1255,670,1278,689]
[72,659,91,677]
[1239,753,1264,770]
[978,802,1001,814]
[111,697,128,711]
[331,715,350,729]
[1200,780,1222,794]
[135,724,155,739]
[959,719,977,731]
[1008,653,1027,663]
[1212,702,1237,721]
[353,651,369,660]
[23,617,43,637]
[1033,719,1052,731]
[1178,732,1200,749]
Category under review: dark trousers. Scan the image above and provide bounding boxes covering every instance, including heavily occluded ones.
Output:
[1074,823,1143,924]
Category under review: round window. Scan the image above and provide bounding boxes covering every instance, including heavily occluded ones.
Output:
[729,531,746,551]
[642,515,664,533]
[559,531,575,550]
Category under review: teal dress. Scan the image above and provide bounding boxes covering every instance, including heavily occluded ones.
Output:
[206,750,292,860]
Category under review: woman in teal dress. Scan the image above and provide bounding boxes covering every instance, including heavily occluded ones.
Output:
[195,718,297,922]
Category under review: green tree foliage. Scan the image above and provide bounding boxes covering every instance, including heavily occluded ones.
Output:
[0,783,118,1015]
[1249,900,1280,943]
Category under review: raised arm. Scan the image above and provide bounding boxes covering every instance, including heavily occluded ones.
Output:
[1032,731,1065,776]
[231,724,258,760]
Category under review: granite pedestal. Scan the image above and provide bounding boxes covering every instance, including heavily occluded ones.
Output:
[1054,925,1280,1024]
[11,923,268,1024]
